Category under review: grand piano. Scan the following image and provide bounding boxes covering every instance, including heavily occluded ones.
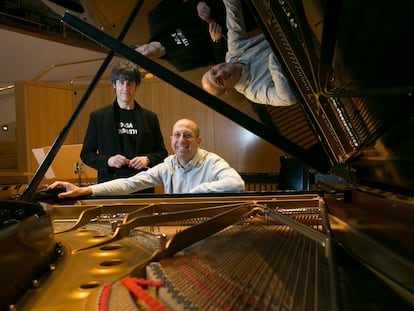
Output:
[1,0,414,310]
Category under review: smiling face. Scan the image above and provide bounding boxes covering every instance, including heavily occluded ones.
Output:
[201,62,243,96]
[170,119,202,166]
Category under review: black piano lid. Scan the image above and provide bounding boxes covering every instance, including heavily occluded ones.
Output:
[245,0,414,194]
[57,1,414,195]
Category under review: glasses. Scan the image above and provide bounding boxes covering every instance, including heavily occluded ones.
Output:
[172,132,196,140]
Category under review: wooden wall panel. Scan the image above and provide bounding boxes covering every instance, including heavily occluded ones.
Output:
[15,81,75,173]
[0,141,17,169]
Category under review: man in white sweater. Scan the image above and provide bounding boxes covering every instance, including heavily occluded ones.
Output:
[201,0,297,107]
[48,119,245,197]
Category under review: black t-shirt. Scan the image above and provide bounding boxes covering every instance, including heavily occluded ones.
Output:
[148,0,226,71]
[117,108,139,160]
[157,26,216,71]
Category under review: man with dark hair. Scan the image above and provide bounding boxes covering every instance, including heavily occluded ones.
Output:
[80,61,168,187]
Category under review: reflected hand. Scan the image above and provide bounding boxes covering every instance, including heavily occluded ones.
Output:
[135,42,166,58]
[197,1,212,23]
[209,21,223,42]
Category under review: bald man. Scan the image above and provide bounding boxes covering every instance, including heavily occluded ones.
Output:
[49,119,245,197]
[201,0,297,106]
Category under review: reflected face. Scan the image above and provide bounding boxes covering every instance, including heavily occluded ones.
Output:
[201,62,243,96]
[170,119,201,166]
